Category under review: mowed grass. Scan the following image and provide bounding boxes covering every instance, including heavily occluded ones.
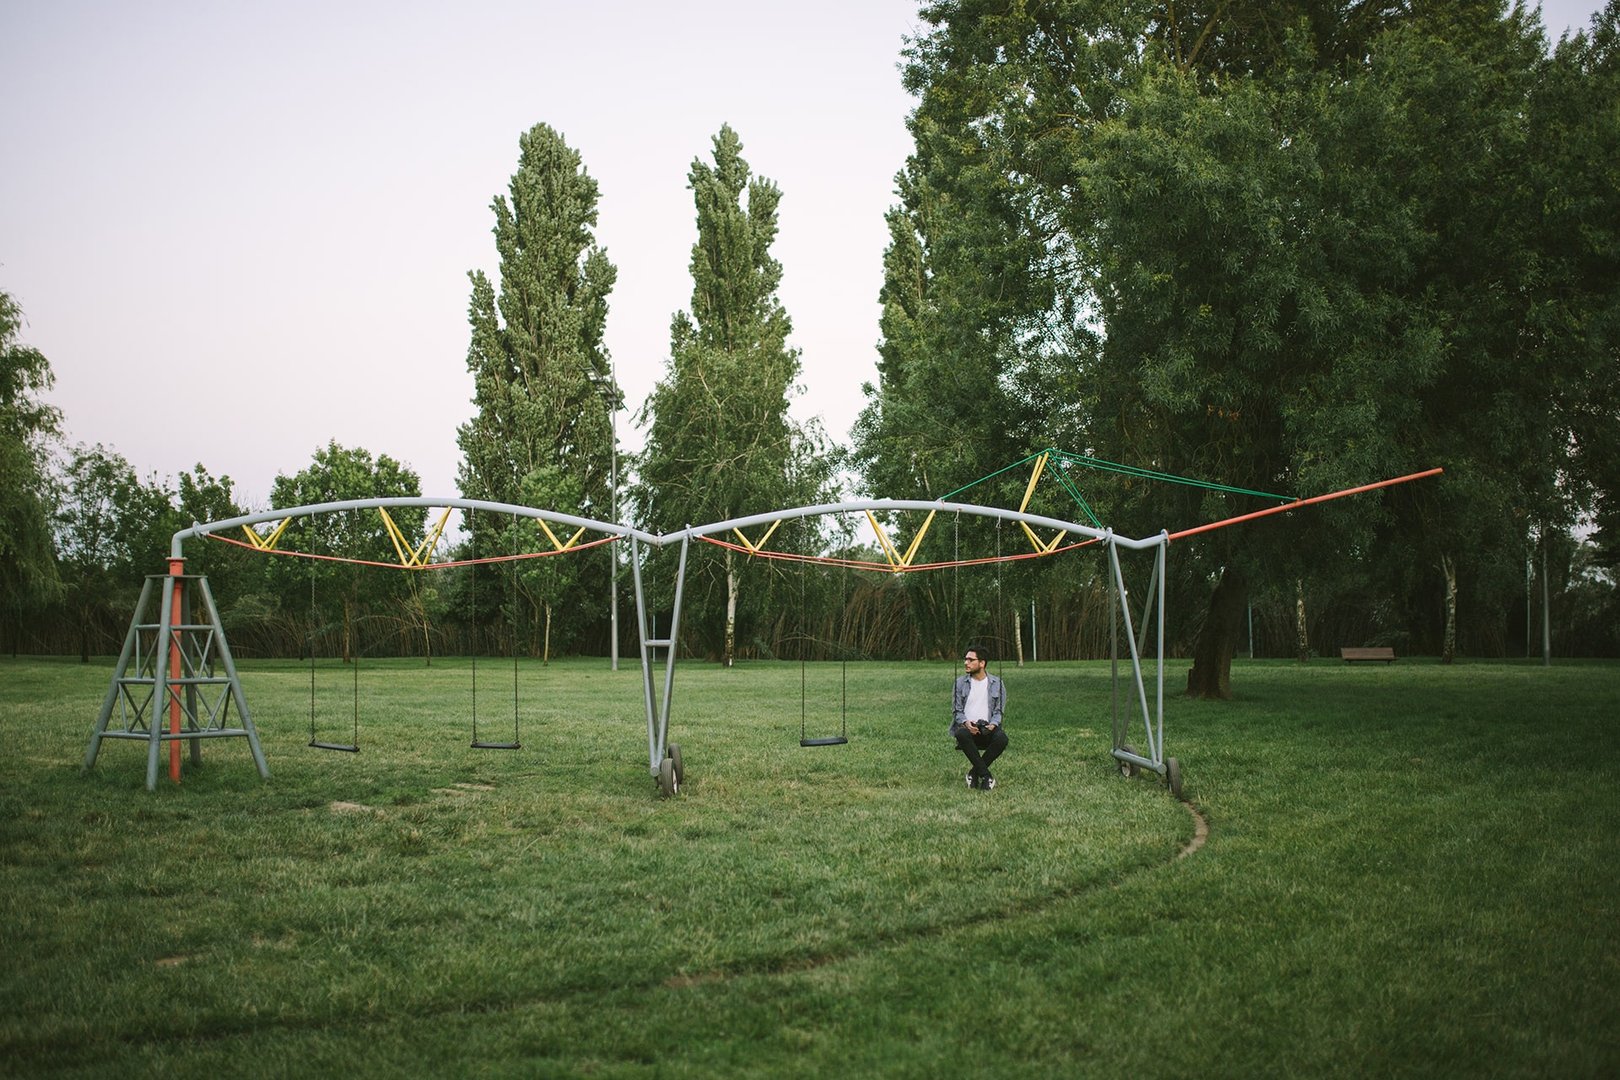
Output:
[1,654,1616,1077]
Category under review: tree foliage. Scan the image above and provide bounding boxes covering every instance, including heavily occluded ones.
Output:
[456,122,620,654]
[0,291,62,650]
[864,0,1620,687]
[53,445,177,661]
[634,125,836,663]
[514,463,584,662]
[457,123,618,510]
[268,442,423,662]
[1532,5,1620,571]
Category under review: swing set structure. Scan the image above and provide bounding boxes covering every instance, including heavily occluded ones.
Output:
[84,456,1442,796]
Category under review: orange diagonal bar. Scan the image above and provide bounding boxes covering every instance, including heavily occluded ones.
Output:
[1167,468,1444,542]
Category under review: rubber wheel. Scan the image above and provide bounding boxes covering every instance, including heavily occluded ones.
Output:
[1118,744,1139,778]
[1166,756,1183,798]
[667,742,685,785]
[658,756,679,797]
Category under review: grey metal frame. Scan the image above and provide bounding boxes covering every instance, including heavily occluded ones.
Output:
[164,497,646,560]
[93,496,1175,794]
[630,533,690,776]
[654,501,1171,792]
[85,570,269,791]
[1107,535,1171,780]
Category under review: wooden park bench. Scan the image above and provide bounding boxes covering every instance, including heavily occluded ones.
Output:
[1340,646,1397,664]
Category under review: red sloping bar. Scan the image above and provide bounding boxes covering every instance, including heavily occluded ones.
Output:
[698,535,901,572]
[1167,467,1444,543]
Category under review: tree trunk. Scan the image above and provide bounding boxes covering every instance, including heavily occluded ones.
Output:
[723,548,738,668]
[1441,552,1457,665]
[543,601,552,665]
[1186,565,1248,699]
[1014,608,1025,667]
[1295,578,1310,662]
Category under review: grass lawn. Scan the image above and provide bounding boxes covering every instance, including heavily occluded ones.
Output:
[2,653,1616,1077]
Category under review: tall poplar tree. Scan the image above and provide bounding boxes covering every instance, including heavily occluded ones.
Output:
[635,125,834,665]
[456,123,619,655]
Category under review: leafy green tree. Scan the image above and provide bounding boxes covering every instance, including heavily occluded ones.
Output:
[0,291,62,653]
[53,445,177,662]
[172,464,246,583]
[634,125,836,664]
[268,442,423,662]
[456,122,619,651]
[515,463,584,663]
[852,168,1052,503]
[880,0,1619,685]
[169,463,276,648]
[1528,5,1620,575]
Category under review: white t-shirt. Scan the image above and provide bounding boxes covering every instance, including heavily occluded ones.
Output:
[964,676,990,724]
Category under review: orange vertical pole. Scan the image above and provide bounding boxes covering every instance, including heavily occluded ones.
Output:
[167,557,185,784]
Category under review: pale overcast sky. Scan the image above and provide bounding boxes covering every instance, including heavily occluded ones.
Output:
[2,0,922,508]
[0,1,1605,511]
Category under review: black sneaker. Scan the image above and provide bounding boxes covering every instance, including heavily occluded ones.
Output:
[982,773,996,791]
[965,771,979,790]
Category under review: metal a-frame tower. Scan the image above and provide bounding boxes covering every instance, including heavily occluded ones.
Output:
[83,557,268,791]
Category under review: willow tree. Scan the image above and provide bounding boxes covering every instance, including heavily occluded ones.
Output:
[0,291,61,653]
[635,125,834,665]
[456,122,619,655]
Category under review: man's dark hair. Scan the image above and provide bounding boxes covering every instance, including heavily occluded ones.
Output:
[966,643,991,662]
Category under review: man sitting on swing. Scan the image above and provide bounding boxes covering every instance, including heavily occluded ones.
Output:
[952,643,1007,790]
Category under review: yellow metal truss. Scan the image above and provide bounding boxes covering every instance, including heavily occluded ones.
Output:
[865,508,937,571]
[239,517,292,552]
[731,519,784,555]
[379,507,455,568]
[240,506,592,569]
[727,509,940,572]
[534,516,588,554]
[1017,452,1068,555]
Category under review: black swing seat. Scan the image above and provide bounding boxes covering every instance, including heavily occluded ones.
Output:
[471,740,521,750]
[309,740,359,753]
[800,736,848,747]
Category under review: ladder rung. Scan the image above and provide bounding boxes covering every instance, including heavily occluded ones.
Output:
[121,675,229,686]
[99,728,250,741]
[643,638,674,648]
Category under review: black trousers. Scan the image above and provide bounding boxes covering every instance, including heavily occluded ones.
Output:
[955,725,1008,777]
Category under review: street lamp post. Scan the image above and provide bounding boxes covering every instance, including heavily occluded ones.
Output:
[588,368,622,671]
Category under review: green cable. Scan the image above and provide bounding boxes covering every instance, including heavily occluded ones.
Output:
[1051,468,1105,529]
[1050,450,1294,503]
[937,448,1052,503]
[937,446,1293,528]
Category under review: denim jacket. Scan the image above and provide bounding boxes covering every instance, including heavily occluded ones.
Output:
[950,673,1005,734]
